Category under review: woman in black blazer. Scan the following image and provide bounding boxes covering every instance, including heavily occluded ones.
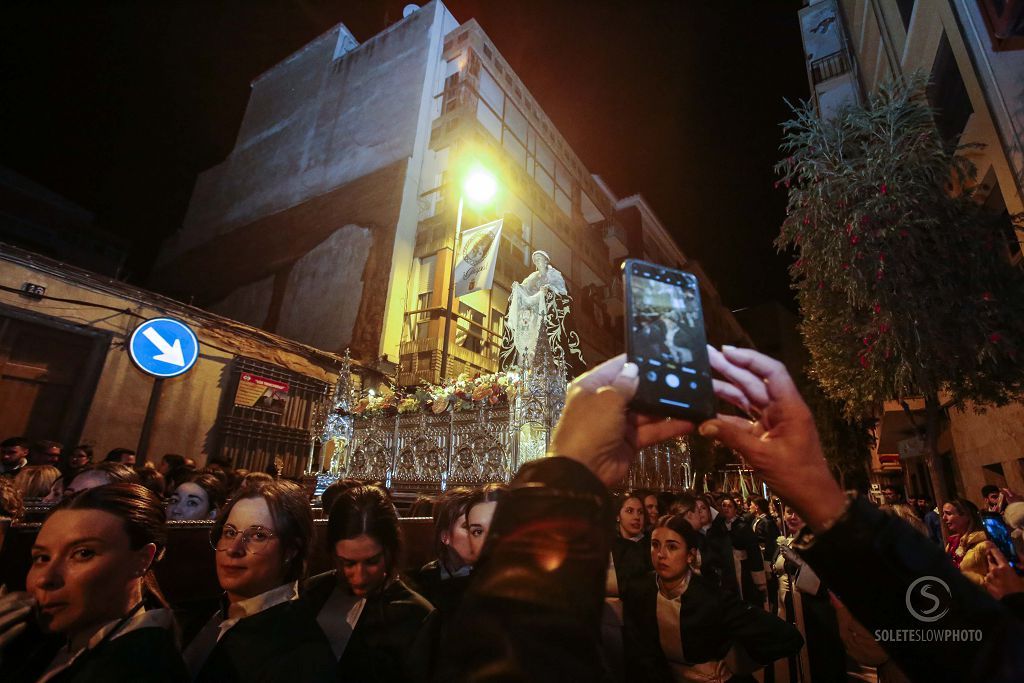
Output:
[301,484,434,683]
[622,514,802,683]
[182,479,335,683]
[0,483,187,683]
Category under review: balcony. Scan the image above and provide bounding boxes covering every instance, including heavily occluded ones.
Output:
[810,50,850,84]
[601,220,630,260]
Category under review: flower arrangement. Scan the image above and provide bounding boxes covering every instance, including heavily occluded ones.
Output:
[351,369,522,418]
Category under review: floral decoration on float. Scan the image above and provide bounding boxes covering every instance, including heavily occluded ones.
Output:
[348,369,522,419]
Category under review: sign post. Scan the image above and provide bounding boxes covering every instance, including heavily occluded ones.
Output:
[128,318,199,462]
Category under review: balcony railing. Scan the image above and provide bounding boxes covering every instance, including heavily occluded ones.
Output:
[810,50,850,84]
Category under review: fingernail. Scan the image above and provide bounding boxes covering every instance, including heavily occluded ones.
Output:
[722,345,737,351]
[621,362,638,379]
[699,422,718,437]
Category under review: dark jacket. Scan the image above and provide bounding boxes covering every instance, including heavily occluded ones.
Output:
[302,570,434,683]
[434,457,615,682]
[193,598,335,683]
[47,627,187,683]
[752,513,781,563]
[0,625,185,683]
[611,532,653,589]
[622,571,802,682]
[796,496,1024,682]
[406,560,471,617]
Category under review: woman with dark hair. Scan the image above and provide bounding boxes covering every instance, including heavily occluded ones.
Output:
[408,487,475,612]
[622,514,802,682]
[466,483,506,561]
[611,491,654,590]
[0,483,186,682]
[182,479,334,683]
[166,473,226,521]
[302,484,434,683]
[942,497,986,582]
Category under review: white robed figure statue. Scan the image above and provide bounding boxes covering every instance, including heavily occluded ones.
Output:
[503,250,582,371]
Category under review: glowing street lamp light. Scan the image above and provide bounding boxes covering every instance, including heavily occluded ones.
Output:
[440,163,499,380]
[463,167,498,205]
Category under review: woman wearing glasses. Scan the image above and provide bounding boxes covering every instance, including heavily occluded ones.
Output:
[301,485,435,682]
[182,479,334,683]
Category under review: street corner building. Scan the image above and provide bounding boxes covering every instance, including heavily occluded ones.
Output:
[149,0,750,389]
[0,244,348,476]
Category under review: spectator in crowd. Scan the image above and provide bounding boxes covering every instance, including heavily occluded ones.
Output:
[183,479,334,682]
[156,454,185,476]
[466,483,506,561]
[408,487,475,614]
[302,485,434,682]
[749,496,781,564]
[166,473,225,521]
[611,491,653,591]
[711,494,767,607]
[982,484,1006,514]
[641,490,661,529]
[0,476,25,518]
[28,441,63,468]
[882,503,929,537]
[239,472,274,490]
[319,478,364,519]
[13,465,61,499]
[68,445,92,472]
[881,486,901,504]
[0,483,186,682]
[942,497,987,583]
[61,463,140,500]
[407,495,435,518]
[621,514,801,681]
[1,437,30,477]
[104,448,136,468]
[772,502,848,682]
[918,496,943,544]
[136,469,166,498]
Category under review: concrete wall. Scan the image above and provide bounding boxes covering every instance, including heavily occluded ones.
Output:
[153,4,444,362]
[0,256,338,467]
[949,402,1024,501]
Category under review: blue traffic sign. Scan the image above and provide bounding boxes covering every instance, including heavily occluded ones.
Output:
[128,318,199,378]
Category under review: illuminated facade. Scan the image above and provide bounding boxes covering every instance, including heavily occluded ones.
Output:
[154,1,749,387]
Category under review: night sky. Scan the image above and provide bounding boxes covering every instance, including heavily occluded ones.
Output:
[1,0,808,311]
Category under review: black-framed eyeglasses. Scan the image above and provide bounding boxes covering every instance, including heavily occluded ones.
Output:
[210,525,278,555]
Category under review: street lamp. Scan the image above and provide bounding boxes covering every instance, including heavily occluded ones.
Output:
[439,165,498,380]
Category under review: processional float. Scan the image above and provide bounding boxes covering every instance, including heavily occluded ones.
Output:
[314,253,690,493]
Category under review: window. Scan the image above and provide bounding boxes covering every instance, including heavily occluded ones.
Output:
[505,102,528,143]
[476,99,502,141]
[477,67,504,116]
[456,303,485,354]
[414,256,436,341]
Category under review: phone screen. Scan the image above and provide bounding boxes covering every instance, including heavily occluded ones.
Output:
[624,260,714,421]
[981,512,1021,572]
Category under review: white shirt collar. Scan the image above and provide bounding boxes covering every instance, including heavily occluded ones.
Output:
[219,581,298,640]
[657,569,693,601]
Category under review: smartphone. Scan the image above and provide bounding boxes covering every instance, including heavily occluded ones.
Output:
[622,259,715,422]
[980,511,1023,575]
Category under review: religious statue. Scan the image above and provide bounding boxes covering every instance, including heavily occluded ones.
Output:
[503,250,582,371]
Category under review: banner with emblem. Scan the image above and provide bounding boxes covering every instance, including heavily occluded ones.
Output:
[454,218,502,298]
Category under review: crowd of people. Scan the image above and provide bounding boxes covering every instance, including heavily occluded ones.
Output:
[0,346,1022,682]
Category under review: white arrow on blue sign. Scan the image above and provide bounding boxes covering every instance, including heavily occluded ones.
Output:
[128,318,199,378]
